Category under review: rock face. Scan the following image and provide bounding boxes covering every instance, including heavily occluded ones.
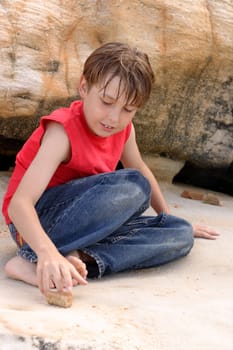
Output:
[0,0,233,172]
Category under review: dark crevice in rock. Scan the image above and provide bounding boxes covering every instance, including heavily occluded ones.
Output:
[0,137,24,170]
[0,154,16,170]
[173,161,233,196]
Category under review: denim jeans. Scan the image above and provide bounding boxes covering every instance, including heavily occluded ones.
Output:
[9,169,194,278]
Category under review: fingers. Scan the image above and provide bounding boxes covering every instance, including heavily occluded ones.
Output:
[70,267,88,286]
[59,264,74,292]
[198,231,218,240]
[37,263,63,295]
[193,224,220,240]
[59,261,87,292]
[66,255,88,279]
[37,258,87,297]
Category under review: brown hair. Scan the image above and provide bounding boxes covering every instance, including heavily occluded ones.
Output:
[82,42,155,108]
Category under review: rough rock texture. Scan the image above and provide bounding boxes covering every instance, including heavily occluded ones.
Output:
[0,0,233,170]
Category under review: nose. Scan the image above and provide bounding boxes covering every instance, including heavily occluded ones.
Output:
[108,107,120,124]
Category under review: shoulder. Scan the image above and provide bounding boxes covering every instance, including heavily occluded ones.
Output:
[40,100,82,125]
[40,121,70,161]
[40,100,83,139]
[42,121,70,148]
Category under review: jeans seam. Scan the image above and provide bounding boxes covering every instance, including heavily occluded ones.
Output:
[110,214,168,243]
[106,230,137,244]
[36,198,75,215]
[157,213,167,227]
[36,173,108,214]
[37,177,107,234]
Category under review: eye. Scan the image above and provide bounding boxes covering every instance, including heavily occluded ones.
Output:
[100,98,112,106]
[124,107,136,113]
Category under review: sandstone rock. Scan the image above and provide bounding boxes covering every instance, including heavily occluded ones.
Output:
[202,193,222,206]
[0,0,232,171]
[46,290,73,308]
[180,189,222,206]
[181,190,205,201]
[143,154,184,183]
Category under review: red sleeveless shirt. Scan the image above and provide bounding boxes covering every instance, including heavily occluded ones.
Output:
[2,100,132,223]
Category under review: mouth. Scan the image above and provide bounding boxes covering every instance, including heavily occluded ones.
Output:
[100,122,115,130]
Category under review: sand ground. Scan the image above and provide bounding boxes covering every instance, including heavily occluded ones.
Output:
[0,171,232,350]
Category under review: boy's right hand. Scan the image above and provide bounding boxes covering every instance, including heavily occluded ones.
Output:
[36,250,88,296]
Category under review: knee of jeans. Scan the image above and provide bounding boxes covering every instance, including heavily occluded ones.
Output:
[166,215,194,254]
[125,168,151,200]
[179,219,194,254]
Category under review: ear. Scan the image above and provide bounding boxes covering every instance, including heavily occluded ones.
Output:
[78,75,88,98]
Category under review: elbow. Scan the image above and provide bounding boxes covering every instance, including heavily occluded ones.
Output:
[8,194,27,222]
[8,192,35,222]
[7,196,19,222]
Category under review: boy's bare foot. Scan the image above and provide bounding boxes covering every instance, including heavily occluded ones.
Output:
[5,256,56,288]
[4,256,38,287]
[65,250,97,283]
[65,250,88,285]
[4,251,89,288]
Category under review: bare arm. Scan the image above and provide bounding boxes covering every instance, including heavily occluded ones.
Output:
[8,122,87,294]
[121,125,170,214]
[121,125,219,239]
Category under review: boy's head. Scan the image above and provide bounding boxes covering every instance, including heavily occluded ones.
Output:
[82,42,155,108]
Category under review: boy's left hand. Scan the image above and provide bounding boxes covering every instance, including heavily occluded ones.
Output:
[192,224,220,240]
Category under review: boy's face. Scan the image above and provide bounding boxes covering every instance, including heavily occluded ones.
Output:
[79,75,137,137]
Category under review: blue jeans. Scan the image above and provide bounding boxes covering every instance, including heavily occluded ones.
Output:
[9,169,194,278]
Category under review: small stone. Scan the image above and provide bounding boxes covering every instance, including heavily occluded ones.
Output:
[181,190,205,200]
[202,193,222,206]
[173,203,180,208]
[46,290,73,308]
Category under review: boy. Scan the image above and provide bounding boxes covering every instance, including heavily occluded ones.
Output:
[2,42,218,297]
